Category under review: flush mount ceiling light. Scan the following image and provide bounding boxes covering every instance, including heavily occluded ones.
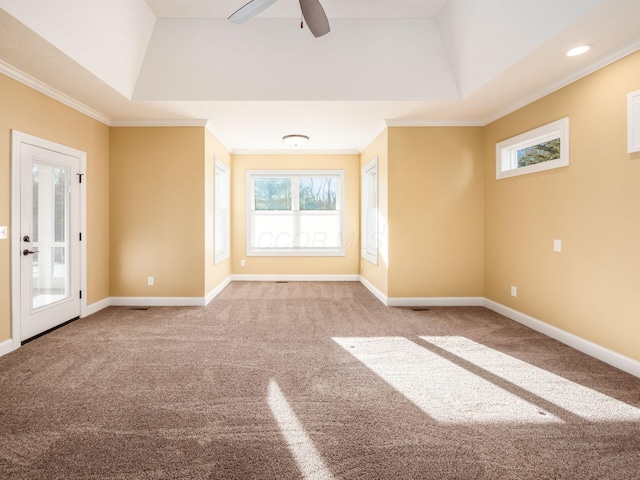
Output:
[283,134,309,147]
[567,44,592,57]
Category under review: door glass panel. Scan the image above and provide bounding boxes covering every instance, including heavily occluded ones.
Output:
[32,163,70,310]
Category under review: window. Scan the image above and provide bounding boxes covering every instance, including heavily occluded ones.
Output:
[214,158,230,264]
[247,170,344,256]
[496,117,569,179]
[361,157,378,265]
[629,89,640,153]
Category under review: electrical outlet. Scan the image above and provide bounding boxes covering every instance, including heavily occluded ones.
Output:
[240,259,246,267]
[0,226,7,239]
[148,276,154,286]
[511,286,517,297]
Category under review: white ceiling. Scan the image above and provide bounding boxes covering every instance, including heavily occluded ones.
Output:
[1,0,640,153]
[146,0,451,19]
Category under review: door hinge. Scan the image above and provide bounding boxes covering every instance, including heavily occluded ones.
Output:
[79,232,82,241]
[79,290,82,299]
[77,173,84,183]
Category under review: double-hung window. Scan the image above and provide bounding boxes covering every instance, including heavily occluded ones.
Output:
[247,170,345,256]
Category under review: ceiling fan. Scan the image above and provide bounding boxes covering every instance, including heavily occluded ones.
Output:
[229,0,330,38]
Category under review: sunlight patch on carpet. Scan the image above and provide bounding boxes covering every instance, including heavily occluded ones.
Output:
[267,380,335,480]
[333,337,563,424]
[421,336,640,422]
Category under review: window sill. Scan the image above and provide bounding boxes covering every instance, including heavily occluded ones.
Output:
[362,252,378,266]
[247,248,345,257]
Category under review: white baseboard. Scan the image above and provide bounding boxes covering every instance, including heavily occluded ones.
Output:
[484,299,640,379]
[231,274,360,282]
[359,276,389,305]
[357,277,484,308]
[110,297,206,307]
[108,275,360,307]
[205,276,233,305]
[0,338,14,358]
[7,281,638,378]
[387,296,484,307]
[83,297,111,317]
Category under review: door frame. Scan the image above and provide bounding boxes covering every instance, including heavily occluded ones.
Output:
[10,130,87,351]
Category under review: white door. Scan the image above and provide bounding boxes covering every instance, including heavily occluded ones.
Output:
[18,141,81,341]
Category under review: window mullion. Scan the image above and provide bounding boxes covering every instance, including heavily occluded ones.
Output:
[292,176,300,248]
[291,176,300,210]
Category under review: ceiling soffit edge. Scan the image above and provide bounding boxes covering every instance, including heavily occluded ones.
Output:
[2,37,639,150]
[480,39,640,126]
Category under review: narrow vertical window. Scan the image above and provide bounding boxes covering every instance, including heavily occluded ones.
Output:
[214,158,230,264]
[361,157,378,265]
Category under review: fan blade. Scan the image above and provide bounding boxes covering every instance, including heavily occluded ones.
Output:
[229,0,279,24]
[299,0,330,37]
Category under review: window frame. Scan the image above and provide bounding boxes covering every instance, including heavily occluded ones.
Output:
[246,169,345,257]
[214,158,230,264]
[361,156,378,265]
[629,89,640,153]
[496,117,570,180]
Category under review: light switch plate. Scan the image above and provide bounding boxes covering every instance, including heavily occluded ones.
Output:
[0,226,7,239]
[554,239,562,252]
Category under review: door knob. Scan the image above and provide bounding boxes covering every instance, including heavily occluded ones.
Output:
[23,249,38,256]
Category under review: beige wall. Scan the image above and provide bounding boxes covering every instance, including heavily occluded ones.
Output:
[360,130,389,296]
[484,50,640,361]
[231,154,360,275]
[109,127,206,298]
[387,127,485,298]
[0,73,110,342]
[3,46,639,366]
[205,130,232,295]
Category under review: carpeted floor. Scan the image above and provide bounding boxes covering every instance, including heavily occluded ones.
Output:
[1,281,639,479]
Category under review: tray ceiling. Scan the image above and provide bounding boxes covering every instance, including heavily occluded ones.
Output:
[1,0,639,152]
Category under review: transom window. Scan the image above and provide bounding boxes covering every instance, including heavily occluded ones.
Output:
[247,170,345,256]
[496,117,569,179]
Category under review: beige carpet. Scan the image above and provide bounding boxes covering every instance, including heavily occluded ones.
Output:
[1,281,639,479]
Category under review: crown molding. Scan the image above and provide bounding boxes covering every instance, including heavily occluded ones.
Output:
[231,149,361,155]
[110,118,208,127]
[357,121,388,153]
[0,60,111,126]
[111,119,237,155]
[205,120,234,153]
[385,119,483,127]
